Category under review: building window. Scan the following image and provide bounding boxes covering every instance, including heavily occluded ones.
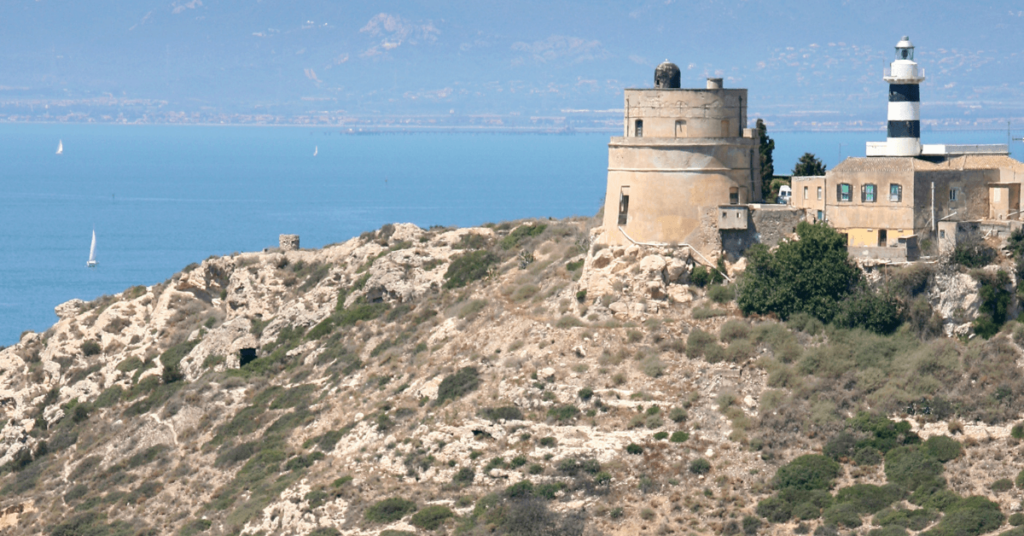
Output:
[949,187,959,201]
[634,120,643,137]
[816,210,824,221]
[838,183,852,202]
[618,187,630,225]
[721,120,730,137]
[862,184,877,203]
[674,120,686,137]
[803,186,809,200]
[817,187,822,200]
[889,184,902,202]
[729,187,739,205]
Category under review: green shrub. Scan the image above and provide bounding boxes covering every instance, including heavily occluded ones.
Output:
[742,515,762,535]
[452,467,474,485]
[972,270,1012,338]
[668,407,687,422]
[626,443,643,455]
[708,284,735,304]
[853,447,883,466]
[692,305,727,320]
[578,387,594,401]
[1017,468,1024,489]
[689,458,711,475]
[547,404,579,423]
[179,518,213,536]
[364,497,417,523]
[834,484,902,514]
[159,339,201,370]
[873,507,940,531]
[669,431,689,443]
[500,223,546,250]
[929,495,1003,536]
[1012,422,1024,439]
[686,329,718,358]
[479,406,523,422]
[594,471,612,485]
[81,340,102,356]
[923,435,962,462]
[991,478,1014,493]
[952,241,996,268]
[773,455,840,491]
[566,259,584,272]
[653,431,668,440]
[738,221,860,323]
[509,456,527,469]
[822,502,862,528]
[690,266,711,288]
[757,496,792,523]
[504,480,534,499]
[1010,512,1024,526]
[792,502,822,521]
[538,437,556,447]
[848,413,921,455]
[824,431,857,461]
[410,505,454,530]
[639,355,665,378]
[444,251,499,289]
[215,442,258,467]
[833,288,903,335]
[435,367,480,404]
[884,445,943,492]
[308,529,341,536]
[719,320,751,342]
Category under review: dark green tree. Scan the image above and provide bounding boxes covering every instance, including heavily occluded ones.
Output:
[737,221,860,323]
[757,119,775,200]
[793,152,826,176]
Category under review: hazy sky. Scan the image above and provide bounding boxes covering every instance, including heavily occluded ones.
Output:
[2,0,1023,128]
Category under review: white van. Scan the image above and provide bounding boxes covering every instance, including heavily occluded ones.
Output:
[777,185,792,204]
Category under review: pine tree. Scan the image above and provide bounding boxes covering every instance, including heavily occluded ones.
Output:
[756,119,775,200]
[793,152,826,176]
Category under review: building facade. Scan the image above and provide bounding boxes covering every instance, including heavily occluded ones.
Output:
[791,37,1023,262]
[600,62,761,256]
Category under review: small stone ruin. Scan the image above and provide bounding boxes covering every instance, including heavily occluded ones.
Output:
[279,234,300,251]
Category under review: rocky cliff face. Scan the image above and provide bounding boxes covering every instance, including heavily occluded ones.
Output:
[0,219,1022,536]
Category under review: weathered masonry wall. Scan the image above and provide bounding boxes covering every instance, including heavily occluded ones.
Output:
[623,88,748,139]
[720,205,805,259]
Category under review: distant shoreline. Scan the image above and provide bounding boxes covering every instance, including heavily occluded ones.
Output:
[1,121,1021,134]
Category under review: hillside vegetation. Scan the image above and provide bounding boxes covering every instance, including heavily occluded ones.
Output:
[1,219,1024,535]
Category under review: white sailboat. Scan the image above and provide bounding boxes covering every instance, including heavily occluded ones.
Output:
[86,230,97,268]
[313,145,318,157]
[56,140,63,155]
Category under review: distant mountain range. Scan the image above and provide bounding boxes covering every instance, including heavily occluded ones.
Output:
[2,0,1023,130]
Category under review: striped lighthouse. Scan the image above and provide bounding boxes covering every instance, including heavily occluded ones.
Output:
[883,36,925,156]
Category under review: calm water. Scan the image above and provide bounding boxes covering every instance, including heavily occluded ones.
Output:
[2,125,1021,345]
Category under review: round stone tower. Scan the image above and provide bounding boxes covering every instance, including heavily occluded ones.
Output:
[883,36,925,156]
[654,60,681,89]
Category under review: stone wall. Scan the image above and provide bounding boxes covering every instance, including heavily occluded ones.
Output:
[721,205,804,259]
[279,234,300,251]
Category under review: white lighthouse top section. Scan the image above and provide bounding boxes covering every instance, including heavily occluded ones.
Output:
[884,36,925,83]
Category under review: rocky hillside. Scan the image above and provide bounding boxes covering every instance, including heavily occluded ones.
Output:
[2,219,1024,536]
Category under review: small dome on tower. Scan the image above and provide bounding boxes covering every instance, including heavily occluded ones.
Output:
[654,60,681,89]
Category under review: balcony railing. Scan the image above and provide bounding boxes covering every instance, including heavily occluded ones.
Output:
[883,67,925,79]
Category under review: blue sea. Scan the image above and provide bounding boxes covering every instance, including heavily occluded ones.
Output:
[2,125,1022,345]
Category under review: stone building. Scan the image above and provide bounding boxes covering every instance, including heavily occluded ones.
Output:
[599,62,765,258]
[791,37,1024,262]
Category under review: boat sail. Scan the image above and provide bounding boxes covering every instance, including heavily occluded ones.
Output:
[87,230,97,268]
[313,146,318,156]
[56,140,63,155]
